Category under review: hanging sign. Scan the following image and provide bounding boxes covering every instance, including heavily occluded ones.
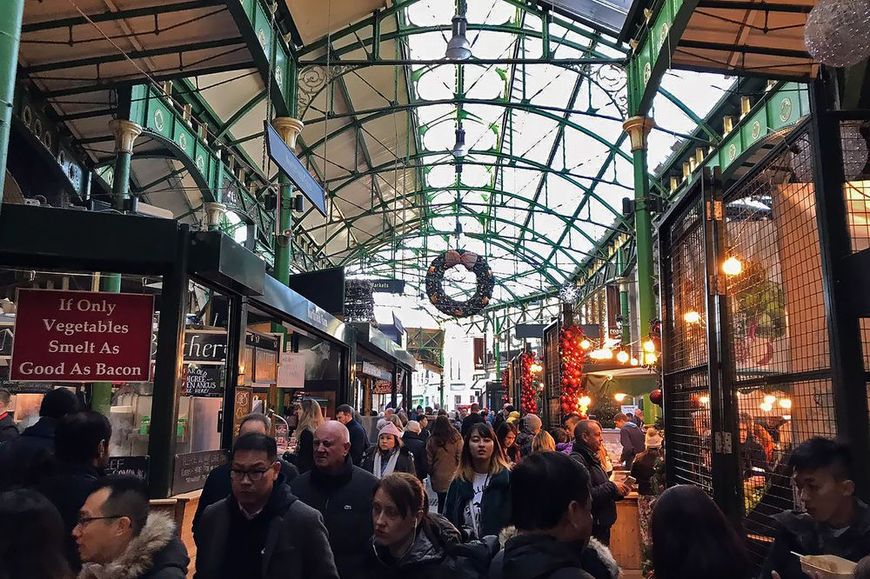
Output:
[183,330,227,365]
[359,361,392,381]
[11,290,154,382]
[369,279,406,294]
[183,365,224,397]
[373,380,393,395]
[277,352,305,389]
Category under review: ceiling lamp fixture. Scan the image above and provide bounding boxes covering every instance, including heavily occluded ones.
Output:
[452,126,467,158]
[446,1,472,61]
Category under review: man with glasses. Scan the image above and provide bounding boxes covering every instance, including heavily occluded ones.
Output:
[194,432,338,579]
[74,476,189,578]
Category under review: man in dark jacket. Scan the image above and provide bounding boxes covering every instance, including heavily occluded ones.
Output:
[762,437,870,579]
[291,420,378,579]
[490,452,596,579]
[75,476,188,578]
[336,403,369,465]
[461,403,486,438]
[570,420,629,545]
[192,412,298,538]
[0,388,19,443]
[195,432,338,579]
[39,410,111,570]
[402,420,429,480]
[0,386,79,489]
[614,413,645,469]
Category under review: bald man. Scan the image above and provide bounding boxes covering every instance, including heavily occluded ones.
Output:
[291,421,379,579]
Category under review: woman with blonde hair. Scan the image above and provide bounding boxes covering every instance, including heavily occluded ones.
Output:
[531,429,556,453]
[444,422,511,538]
[293,398,324,473]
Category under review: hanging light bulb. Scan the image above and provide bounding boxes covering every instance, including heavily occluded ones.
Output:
[579,395,592,408]
[643,340,656,353]
[580,339,592,350]
[779,398,793,410]
[616,350,630,364]
[630,357,639,366]
[760,401,773,412]
[644,352,658,365]
[445,2,472,61]
[683,311,702,324]
[451,126,467,158]
[614,393,627,402]
[763,394,777,405]
[699,395,710,406]
[722,256,744,277]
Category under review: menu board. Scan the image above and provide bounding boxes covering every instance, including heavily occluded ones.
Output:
[106,456,149,480]
[182,365,224,397]
[172,449,227,494]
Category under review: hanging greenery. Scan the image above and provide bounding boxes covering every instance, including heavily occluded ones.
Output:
[425,249,495,318]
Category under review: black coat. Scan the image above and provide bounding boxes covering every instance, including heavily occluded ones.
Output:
[364,513,498,579]
[346,419,370,466]
[361,446,415,478]
[760,500,870,579]
[461,413,486,439]
[295,428,316,474]
[402,431,429,480]
[0,416,58,489]
[444,469,511,539]
[0,412,19,443]
[618,422,645,468]
[38,462,102,570]
[570,443,619,541]
[290,456,379,579]
[194,476,338,579]
[489,535,595,579]
[192,458,297,540]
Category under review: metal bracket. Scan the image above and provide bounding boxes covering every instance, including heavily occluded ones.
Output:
[705,200,724,221]
[714,431,733,454]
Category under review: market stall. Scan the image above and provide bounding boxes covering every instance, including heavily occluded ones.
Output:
[350,322,417,419]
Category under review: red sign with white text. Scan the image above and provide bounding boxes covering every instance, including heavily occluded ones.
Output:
[11,289,154,382]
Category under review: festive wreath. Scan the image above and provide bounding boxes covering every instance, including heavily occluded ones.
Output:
[425,249,495,318]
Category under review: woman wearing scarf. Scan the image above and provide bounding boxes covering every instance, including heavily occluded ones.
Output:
[363,421,415,479]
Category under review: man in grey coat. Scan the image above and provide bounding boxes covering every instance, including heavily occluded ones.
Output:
[194,433,338,579]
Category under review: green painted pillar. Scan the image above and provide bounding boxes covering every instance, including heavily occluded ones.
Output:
[271,118,304,285]
[623,117,657,343]
[109,120,142,211]
[91,273,122,415]
[0,0,25,210]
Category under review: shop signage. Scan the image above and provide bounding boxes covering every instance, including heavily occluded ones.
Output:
[360,361,392,381]
[368,279,406,294]
[106,456,149,480]
[173,449,228,495]
[277,352,305,389]
[11,290,154,382]
[183,365,224,397]
[373,379,393,395]
[183,330,227,365]
[307,302,330,331]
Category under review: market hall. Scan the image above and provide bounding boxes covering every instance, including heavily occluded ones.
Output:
[0,0,869,578]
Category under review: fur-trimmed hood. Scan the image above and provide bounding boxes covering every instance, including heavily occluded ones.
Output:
[78,512,189,579]
[498,526,619,579]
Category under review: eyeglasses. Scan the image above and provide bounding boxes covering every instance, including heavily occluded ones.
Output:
[76,515,122,528]
[230,468,271,481]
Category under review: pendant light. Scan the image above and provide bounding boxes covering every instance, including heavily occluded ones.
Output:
[446,1,472,61]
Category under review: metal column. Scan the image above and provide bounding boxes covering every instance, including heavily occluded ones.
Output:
[0,0,24,210]
[222,296,248,450]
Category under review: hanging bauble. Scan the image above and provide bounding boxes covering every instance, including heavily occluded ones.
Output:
[425,249,495,318]
[650,388,663,406]
[805,0,870,68]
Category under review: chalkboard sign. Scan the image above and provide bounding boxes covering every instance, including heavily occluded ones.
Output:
[106,456,149,480]
[172,449,227,494]
[184,330,228,365]
[183,365,223,397]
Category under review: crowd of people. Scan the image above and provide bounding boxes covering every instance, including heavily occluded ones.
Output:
[2,391,870,579]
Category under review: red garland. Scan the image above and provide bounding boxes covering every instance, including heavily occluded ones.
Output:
[519,351,538,415]
[559,325,588,417]
[501,369,511,404]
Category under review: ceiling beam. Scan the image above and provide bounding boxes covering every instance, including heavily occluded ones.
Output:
[21,1,226,33]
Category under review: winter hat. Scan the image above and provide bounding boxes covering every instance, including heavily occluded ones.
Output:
[645,428,663,449]
[379,421,404,439]
[523,414,542,431]
[405,420,421,434]
[507,411,521,424]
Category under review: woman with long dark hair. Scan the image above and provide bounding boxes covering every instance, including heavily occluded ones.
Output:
[0,489,72,579]
[496,422,520,465]
[650,485,750,579]
[425,415,463,513]
[444,422,511,538]
[366,472,496,578]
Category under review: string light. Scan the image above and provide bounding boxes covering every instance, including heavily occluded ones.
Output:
[579,395,592,408]
[722,256,744,277]
[590,349,613,360]
[779,398,792,409]
[760,402,773,412]
[763,394,777,405]
[529,362,543,374]
[580,339,592,350]
[616,350,630,364]
[699,395,710,405]
[630,357,639,366]
[614,393,627,402]
[644,352,658,365]
[683,311,702,324]
[643,340,656,353]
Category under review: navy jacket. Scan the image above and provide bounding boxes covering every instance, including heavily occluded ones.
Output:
[346,419,370,466]
[618,422,645,467]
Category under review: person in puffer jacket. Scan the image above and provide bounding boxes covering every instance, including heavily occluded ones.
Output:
[365,472,498,579]
[489,453,620,579]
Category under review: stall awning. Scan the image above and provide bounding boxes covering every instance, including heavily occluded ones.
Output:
[585,367,659,397]
[351,322,417,370]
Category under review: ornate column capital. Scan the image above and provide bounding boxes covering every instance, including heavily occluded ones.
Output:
[109,119,143,154]
[272,117,304,149]
[203,201,227,230]
[622,116,656,152]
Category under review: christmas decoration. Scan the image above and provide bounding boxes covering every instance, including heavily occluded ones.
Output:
[649,388,663,406]
[345,280,375,322]
[559,324,588,417]
[519,351,539,415]
[804,0,870,68]
[425,249,495,318]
